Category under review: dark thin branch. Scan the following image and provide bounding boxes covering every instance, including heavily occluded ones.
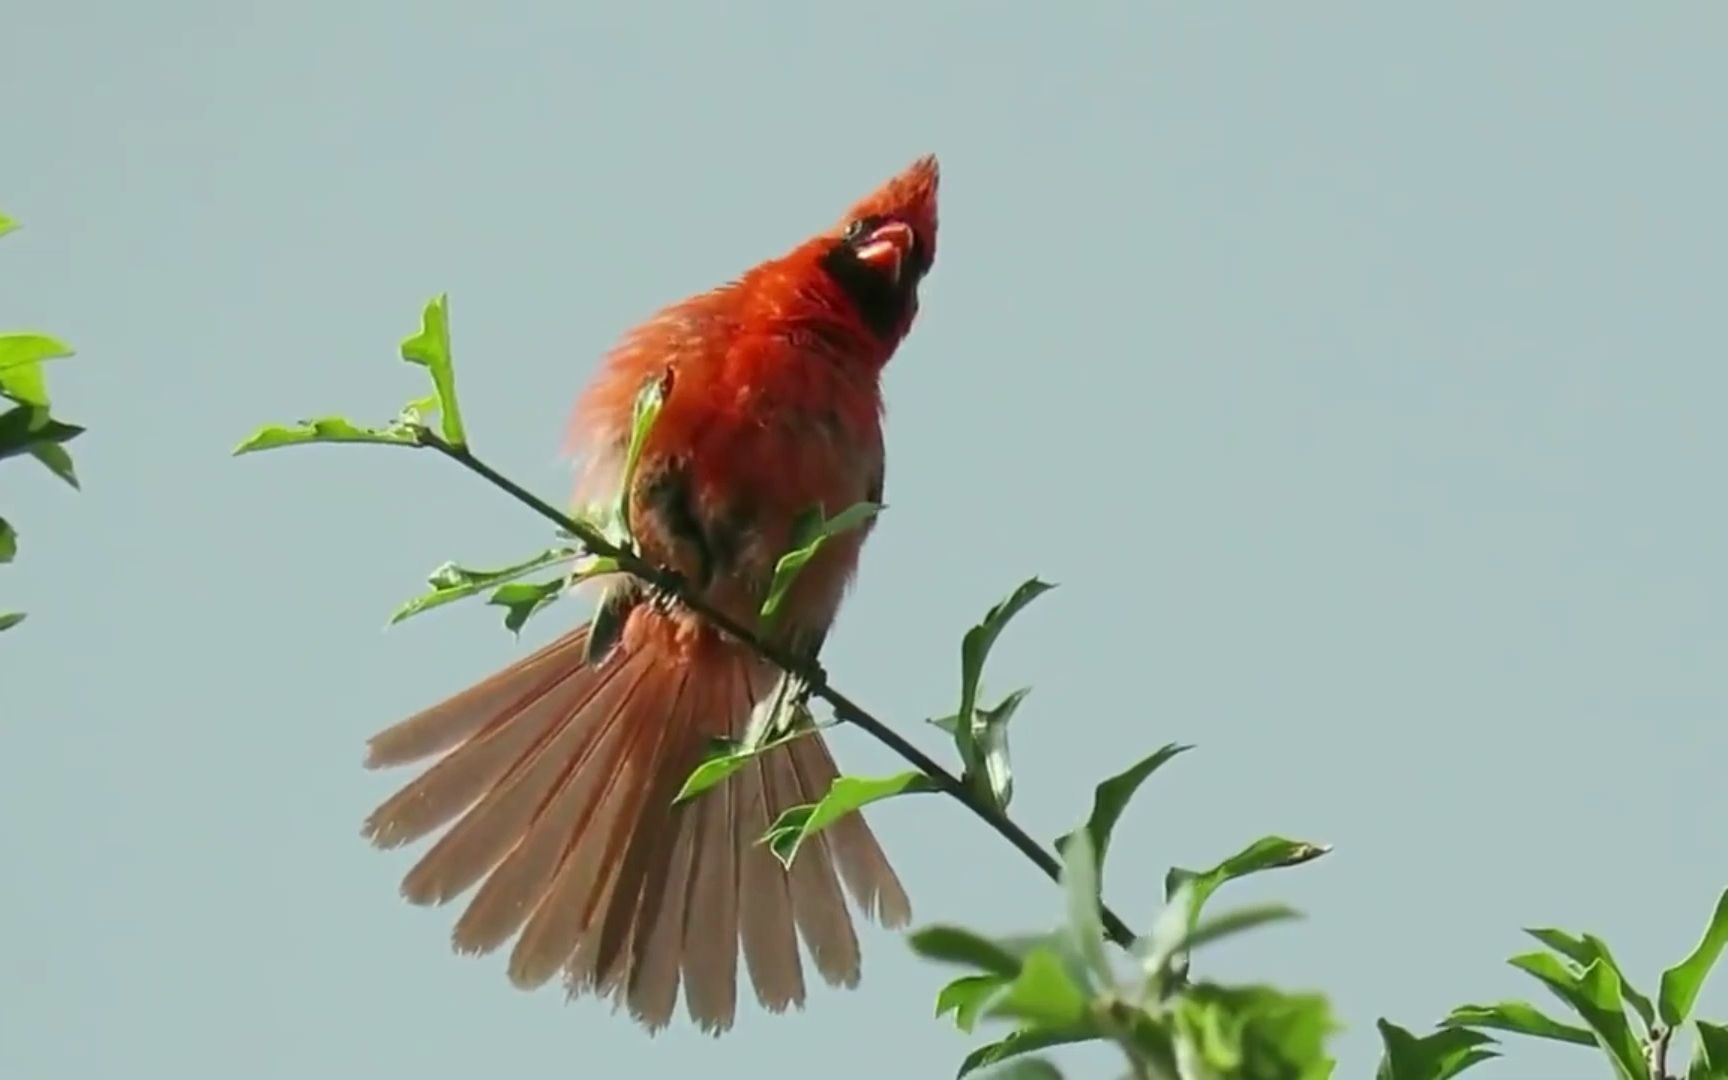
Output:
[416,429,1139,950]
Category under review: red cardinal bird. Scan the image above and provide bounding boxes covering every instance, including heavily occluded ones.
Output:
[360,156,939,1033]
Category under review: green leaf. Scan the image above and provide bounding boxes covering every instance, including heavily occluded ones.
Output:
[958,1025,1102,1079]
[388,549,578,625]
[1180,903,1303,955]
[936,974,1007,1032]
[615,371,670,545]
[1510,952,1649,1080]
[1174,983,1339,1080]
[29,441,78,489]
[487,578,566,634]
[232,415,419,455]
[1523,928,1656,1029]
[0,334,73,408]
[985,947,1088,1028]
[1055,742,1192,879]
[908,926,1028,978]
[0,210,15,239]
[761,771,934,868]
[1167,835,1333,918]
[399,294,466,448]
[1441,1001,1595,1047]
[674,722,825,805]
[1137,877,1300,990]
[759,500,881,629]
[0,517,14,563]
[0,406,82,462]
[1376,1020,1499,1080]
[0,612,24,632]
[1690,1020,1728,1080]
[1059,829,1111,988]
[953,578,1055,782]
[1661,887,1728,1027]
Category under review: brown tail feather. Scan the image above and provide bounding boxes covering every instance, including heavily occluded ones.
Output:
[361,617,910,1033]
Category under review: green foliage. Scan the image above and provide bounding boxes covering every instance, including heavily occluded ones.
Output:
[936,578,1054,808]
[674,722,827,804]
[1662,888,1728,1028]
[759,500,881,630]
[1376,1021,1499,1080]
[615,372,668,547]
[235,296,468,458]
[914,812,1333,1078]
[233,414,421,454]
[1174,984,1337,1080]
[388,548,579,628]
[1692,1020,1728,1080]
[1396,884,1728,1080]
[1055,742,1191,882]
[1441,1001,1594,1046]
[398,294,466,447]
[761,771,935,869]
[1,211,83,630]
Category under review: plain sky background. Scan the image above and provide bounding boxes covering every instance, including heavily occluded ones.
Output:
[4,4,1726,1078]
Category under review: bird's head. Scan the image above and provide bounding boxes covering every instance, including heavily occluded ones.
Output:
[817,154,940,341]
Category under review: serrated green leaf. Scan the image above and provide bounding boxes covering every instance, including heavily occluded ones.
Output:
[908,926,1028,978]
[957,1025,1102,1079]
[674,722,825,804]
[1375,1019,1499,1080]
[399,294,466,447]
[232,415,419,454]
[0,517,14,563]
[759,500,881,629]
[389,549,578,625]
[1060,829,1111,988]
[1510,953,1648,1080]
[1056,742,1191,881]
[937,974,1008,1033]
[1441,1001,1595,1047]
[1174,983,1339,1080]
[487,578,566,634]
[0,612,24,632]
[984,947,1087,1028]
[1690,1020,1728,1080]
[1661,887,1728,1027]
[761,771,934,868]
[952,578,1055,782]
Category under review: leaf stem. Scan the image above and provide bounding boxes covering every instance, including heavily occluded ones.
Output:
[415,429,1139,950]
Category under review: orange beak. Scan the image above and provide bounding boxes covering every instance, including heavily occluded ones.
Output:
[851,220,917,283]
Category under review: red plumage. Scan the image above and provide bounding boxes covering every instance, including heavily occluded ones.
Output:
[361,155,940,1032]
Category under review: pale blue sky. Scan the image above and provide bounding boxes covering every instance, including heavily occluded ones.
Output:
[5,4,1726,1078]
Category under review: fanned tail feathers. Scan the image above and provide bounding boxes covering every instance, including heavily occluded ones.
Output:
[360,618,910,1033]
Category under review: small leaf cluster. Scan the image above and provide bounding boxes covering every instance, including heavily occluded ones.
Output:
[1,210,83,632]
[914,801,1332,1078]
[1379,888,1728,1080]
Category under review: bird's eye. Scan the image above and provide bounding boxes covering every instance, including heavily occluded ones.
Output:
[842,216,879,242]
